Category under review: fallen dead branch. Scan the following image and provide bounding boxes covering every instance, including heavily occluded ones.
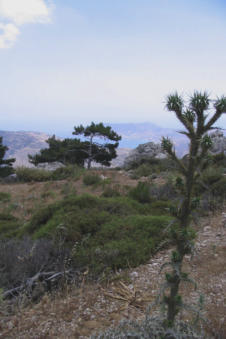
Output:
[2,270,80,300]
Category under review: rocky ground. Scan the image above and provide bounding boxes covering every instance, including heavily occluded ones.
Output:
[0,209,225,338]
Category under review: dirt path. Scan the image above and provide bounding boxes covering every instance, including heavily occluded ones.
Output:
[0,210,225,338]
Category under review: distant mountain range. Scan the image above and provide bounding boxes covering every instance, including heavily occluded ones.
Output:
[0,123,190,167]
[110,123,188,154]
[0,131,49,167]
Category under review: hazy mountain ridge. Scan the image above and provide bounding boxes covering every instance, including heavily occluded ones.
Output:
[110,123,189,155]
[0,131,49,166]
[1,124,190,167]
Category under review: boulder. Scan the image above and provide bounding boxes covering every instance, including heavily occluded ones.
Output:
[210,131,226,155]
[123,142,167,169]
[36,162,65,171]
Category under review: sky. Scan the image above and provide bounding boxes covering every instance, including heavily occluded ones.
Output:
[0,0,226,136]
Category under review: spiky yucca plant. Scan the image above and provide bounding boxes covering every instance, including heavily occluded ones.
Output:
[161,91,226,326]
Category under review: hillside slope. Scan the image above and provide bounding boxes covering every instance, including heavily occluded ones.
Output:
[0,131,49,166]
[0,208,225,338]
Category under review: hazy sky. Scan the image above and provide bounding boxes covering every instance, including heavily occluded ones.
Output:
[0,0,226,135]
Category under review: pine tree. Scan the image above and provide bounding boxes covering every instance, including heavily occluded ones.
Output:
[73,122,121,169]
[28,135,87,166]
[0,137,15,177]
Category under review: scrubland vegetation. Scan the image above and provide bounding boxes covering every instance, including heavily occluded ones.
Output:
[0,92,226,338]
[0,154,225,337]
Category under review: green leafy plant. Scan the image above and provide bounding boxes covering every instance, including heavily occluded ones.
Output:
[16,165,84,182]
[0,213,21,238]
[16,166,52,182]
[83,173,101,186]
[129,181,151,203]
[51,164,84,180]
[101,186,121,198]
[19,194,173,276]
[0,192,11,202]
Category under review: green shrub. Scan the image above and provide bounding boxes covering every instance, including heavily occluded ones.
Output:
[22,204,56,235]
[16,167,52,182]
[40,190,56,199]
[194,167,224,195]
[150,200,174,215]
[202,168,223,186]
[0,167,14,178]
[133,163,152,177]
[129,181,151,203]
[149,181,178,201]
[74,214,171,273]
[211,152,226,168]
[127,157,176,173]
[0,213,21,238]
[83,173,101,186]
[60,182,77,196]
[51,165,84,180]
[101,186,121,198]
[18,194,173,276]
[211,177,226,198]
[0,192,11,202]
[16,165,84,183]
[24,195,151,239]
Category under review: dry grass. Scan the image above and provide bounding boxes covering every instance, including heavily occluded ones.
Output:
[0,170,139,221]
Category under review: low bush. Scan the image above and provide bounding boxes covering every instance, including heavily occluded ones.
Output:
[127,157,176,173]
[23,195,148,238]
[149,181,178,201]
[211,176,226,198]
[101,186,121,198]
[51,165,84,180]
[16,165,84,182]
[150,200,174,215]
[60,182,77,196]
[19,194,173,276]
[83,173,101,186]
[16,167,52,182]
[202,168,223,186]
[132,163,153,177]
[0,192,11,202]
[211,152,226,168]
[129,181,151,203]
[194,168,224,196]
[74,214,171,274]
[0,213,21,238]
[41,190,56,200]
[0,166,14,178]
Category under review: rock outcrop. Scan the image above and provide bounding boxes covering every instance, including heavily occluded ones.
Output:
[210,130,226,155]
[123,142,166,169]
